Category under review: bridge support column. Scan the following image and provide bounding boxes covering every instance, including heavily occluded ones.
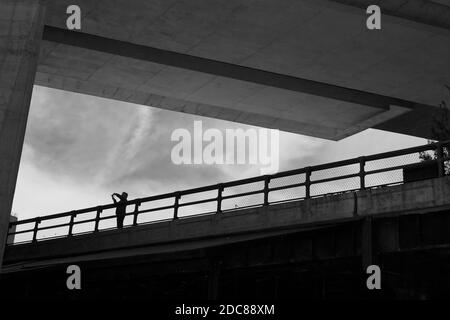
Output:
[208,260,220,300]
[0,0,45,269]
[361,217,373,269]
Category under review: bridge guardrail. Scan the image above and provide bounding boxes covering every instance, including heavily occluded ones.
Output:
[7,141,450,245]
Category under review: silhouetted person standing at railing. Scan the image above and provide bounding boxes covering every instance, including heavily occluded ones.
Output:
[112,192,128,229]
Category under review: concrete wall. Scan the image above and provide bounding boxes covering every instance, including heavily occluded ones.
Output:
[0,0,45,269]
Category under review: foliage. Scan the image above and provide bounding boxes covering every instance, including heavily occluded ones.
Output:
[419,85,450,173]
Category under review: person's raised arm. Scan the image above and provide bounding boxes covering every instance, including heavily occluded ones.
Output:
[111,193,118,204]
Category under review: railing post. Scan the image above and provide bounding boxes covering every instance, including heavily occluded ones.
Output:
[437,142,445,177]
[68,211,76,237]
[94,208,102,232]
[133,202,141,226]
[217,184,224,213]
[173,193,180,220]
[264,176,270,206]
[32,218,41,243]
[305,167,311,199]
[359,156,366,190]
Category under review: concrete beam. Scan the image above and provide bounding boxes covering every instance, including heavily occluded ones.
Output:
[0,0,45,269]
[41,26,415,110]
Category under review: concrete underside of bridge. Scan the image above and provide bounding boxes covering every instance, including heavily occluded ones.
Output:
[2,177,450,299]
[38,0,450,140]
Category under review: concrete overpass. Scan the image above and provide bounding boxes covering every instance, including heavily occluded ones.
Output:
[4,173,450,298]
[5,173,450,266]
[1,0,450,269]
[38,0,450,140]
[2,142,450,298]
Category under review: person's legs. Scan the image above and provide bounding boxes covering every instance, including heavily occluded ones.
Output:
[117,214,124,228]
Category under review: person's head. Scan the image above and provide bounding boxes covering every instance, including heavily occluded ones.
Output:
[122,192,128,199]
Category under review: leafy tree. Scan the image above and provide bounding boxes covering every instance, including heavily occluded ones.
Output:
[419,85,450,173]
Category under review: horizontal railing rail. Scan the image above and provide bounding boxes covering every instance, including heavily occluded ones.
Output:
[7,140,450,245]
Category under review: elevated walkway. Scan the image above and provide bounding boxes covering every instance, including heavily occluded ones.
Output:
[4,141,450,270]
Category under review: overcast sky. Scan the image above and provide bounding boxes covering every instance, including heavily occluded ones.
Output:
[11,85,426,220]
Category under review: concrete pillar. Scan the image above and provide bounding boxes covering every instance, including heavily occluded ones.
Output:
[0,0,45,269]
[6,215,17,245]
[207,260,220,300]
[361,217,373,270]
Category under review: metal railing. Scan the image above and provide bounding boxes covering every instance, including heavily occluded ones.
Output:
[7,141,450,245]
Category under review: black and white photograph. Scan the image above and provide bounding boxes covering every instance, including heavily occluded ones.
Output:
[1,0,450,311]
